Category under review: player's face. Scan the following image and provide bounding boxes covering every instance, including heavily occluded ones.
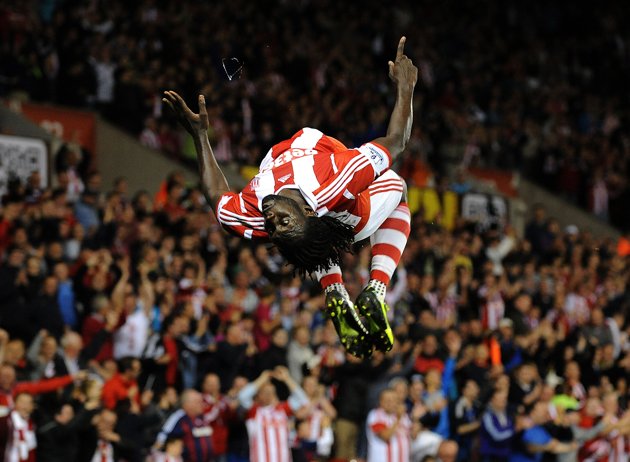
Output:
[262,195,307,239]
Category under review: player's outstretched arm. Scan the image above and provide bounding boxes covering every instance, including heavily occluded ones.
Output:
[372,36,418,162]
[163,91,230,210]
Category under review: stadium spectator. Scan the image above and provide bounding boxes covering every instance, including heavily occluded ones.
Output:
[366,388,413,462]
[4,2,630,449]
[101,356,141,410]
[76,407,132,462]
[36,401,99,462]
[238,366,309,462]
[452,379,481,462]
[480,390,516,462]
[0,156,628,460]
[157,389,214,462]
[508,401,576,462]
[199,373,232,461]
[5,393,36,462]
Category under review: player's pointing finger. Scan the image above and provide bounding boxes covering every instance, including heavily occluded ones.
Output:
[396,36,406,61]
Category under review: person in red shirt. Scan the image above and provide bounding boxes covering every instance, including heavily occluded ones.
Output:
[102,356,141,410]
[414,335,445,375]
[161,315,190,388]
[0,364,86,458]
[200,373,234,460]
[163,36,418,359]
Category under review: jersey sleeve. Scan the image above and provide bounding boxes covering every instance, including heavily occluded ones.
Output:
[278,401,293,417]
[367,409,389,434]
[312,142,391,212]
[215,192,268,240]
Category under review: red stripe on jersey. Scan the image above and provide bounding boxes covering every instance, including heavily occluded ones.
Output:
[322,154,371,202]
[369,184,404,193]
[315,156,365,204]
[315,155,371,204]
[251,435,258,462]
[218,216,265,229]
[368,179,402,190]
[219,208,264,222]
[369,186,404,196]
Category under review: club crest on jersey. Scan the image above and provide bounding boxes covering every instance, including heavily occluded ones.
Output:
[278,174,292,183]
[251,177,260,189]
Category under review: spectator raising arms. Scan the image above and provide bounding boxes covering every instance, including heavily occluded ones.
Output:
[238,366,309,462]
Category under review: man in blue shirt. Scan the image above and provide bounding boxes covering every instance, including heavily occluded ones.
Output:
[509,402,576,462]
[480,390,515,462]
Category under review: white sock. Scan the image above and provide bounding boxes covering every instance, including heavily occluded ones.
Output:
[325,282,352,303]
[367,279,387,303]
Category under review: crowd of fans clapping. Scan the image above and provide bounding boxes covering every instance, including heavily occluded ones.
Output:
[0,151,629,461]
[3,0,630,226]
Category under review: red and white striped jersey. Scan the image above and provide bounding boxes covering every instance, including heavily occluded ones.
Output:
[6,411,36,462]
[246,402,293,462]
[215,127,392,240]
[366,408,412,462]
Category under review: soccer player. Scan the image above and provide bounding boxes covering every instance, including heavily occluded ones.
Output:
[163,37,418,358]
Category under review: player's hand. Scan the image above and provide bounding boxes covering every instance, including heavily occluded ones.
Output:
[388,37,418,89]
[162,91,209,136]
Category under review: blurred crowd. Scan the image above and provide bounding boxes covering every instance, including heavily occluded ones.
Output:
[3,0,630,227]
[0,137,630,462]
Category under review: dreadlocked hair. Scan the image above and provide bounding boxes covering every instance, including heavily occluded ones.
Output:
[272,215,355,277]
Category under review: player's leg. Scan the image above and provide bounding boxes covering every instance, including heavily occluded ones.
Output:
[315,266,372,358]
[353,171,411,352]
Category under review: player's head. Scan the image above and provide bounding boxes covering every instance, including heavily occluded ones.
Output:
[262,194,354,275]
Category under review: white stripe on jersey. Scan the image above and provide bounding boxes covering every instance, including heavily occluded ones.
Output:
[291,156,320,192]
[290,127,323,149]
[366,408,411,462]
[316,154,371,205]
[369,186,404,196]
[255,172,277,210]
[219,208,265,222]
[246,406,291,462]
[219,208,265,225]
[368,179,403,190]
[217,216,265,230]
[259,148,274,173]
[309,408,323,441]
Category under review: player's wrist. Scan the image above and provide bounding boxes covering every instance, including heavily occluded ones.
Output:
[396,83,415,94]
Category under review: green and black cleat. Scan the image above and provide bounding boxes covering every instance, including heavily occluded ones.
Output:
[325,289,373,359]
[355,287,394,353]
